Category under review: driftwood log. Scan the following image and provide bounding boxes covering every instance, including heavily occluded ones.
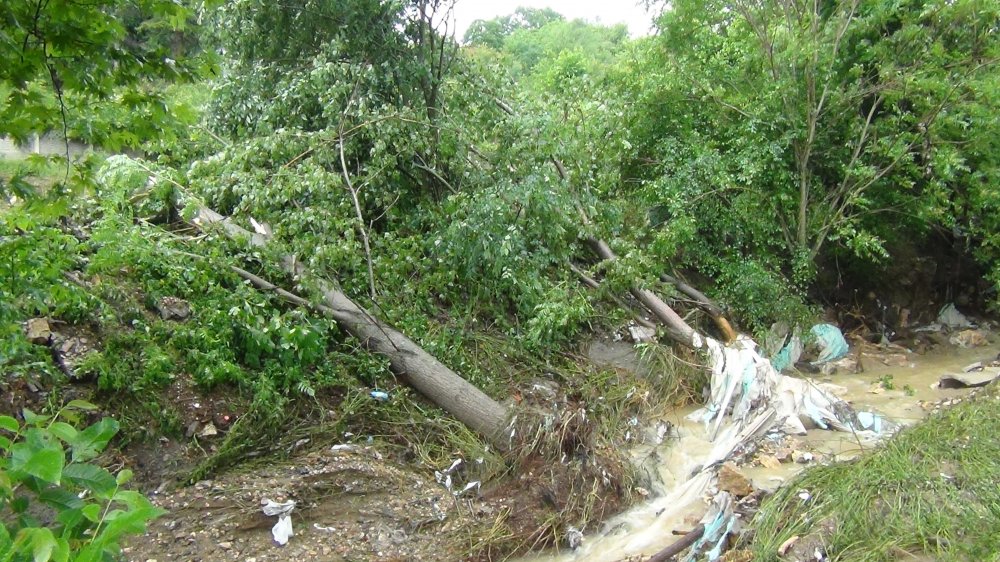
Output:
[189,206,511,449]
[585,238,702,349]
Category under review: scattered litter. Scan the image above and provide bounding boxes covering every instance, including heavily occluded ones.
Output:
[937,303,973,329]
[565,527,584,550]
[434,458,464,493]
[684,492,736,562]
[855,411,884,433]
[261,498,296,546]
[938,371,1000,389]
[370,390,389,401]
[313,523,335,532]
[792,451,814,464]
[330,444,355,452]
[809,324,849,365]
[797,490,811,502]
[629,325,657,343]
[454,481,481,497]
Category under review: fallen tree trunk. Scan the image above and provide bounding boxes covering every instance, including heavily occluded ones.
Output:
[585,238,702,349]
[190,206,511,449]
[660,274,737,343]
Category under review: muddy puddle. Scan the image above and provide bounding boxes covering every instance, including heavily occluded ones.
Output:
[520,337,1000,561]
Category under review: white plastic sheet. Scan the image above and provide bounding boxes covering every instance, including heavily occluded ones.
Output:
[261,498,296,545]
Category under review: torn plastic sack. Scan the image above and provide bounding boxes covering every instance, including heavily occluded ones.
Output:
[770,335,802,373]
[684,492,737,562]
[689,335,859,438]
[937,303,973,329]
[809,324,849,364]
[261,498,296,545]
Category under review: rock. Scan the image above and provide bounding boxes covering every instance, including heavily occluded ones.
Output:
[963,361,983,373]
[717,462,754,497]
[199,423,218,437]
[792,451,815,464]
[157,297,191,321]
[25,318,52,345]
[774,447,793,463]
[758,455,782,469]
[218,542,232,550]
[950,329,988,348]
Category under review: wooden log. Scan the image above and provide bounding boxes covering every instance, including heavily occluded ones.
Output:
[190,206,511,449]
[585,238,702,349]
[647,524,705,562]
[660,274,737,343]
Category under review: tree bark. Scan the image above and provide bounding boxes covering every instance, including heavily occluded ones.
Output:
[190,206,511,449]
[585,238,702,349]
[660,274,737,343]
[646,524,705,562]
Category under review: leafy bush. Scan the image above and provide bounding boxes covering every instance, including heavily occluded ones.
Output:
[0,401,163,561]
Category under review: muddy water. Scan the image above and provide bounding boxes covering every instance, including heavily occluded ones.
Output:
[520,338,999,562]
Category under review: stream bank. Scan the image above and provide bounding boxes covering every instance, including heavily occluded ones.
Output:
[120,327,998,562]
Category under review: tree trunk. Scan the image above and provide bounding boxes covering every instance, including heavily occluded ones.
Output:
[660,274,737,343]
[585,238,702,349]
[191,206,511,449]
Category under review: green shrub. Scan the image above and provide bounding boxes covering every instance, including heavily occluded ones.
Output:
[0,401,163,561]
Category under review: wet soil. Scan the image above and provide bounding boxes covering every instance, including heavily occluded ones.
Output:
[520,331,999,562]
[124,445,505,562]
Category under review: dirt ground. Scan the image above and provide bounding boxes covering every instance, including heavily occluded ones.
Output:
[123,444,508,562]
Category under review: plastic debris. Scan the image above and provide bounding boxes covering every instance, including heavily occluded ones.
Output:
[684,492,736,562]
[565,526,583,550]
[937,303,973,329]
[809,324,849,365]
[370,390,389,401]
[855,411,883,433]
[770,335,802,373]
[261,498,296,546]
[629,325,657,343]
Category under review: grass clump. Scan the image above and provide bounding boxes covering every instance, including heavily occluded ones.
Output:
[750,383,1000,561]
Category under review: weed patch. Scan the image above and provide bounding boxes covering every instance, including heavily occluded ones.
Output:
[750,384,1000,561]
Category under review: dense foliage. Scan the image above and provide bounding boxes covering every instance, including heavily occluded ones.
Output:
[0,1,998,552]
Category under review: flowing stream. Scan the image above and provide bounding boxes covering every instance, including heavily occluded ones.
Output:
[519,338,998,562]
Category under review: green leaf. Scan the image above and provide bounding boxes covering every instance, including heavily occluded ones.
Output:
[70,419,119,462]
[21,409,50,427]
[38,486,85,511]
[90,507,164,548]
[64,400,99,412]
[10,444,64,485]
[13,527,58,562]
[62,463,117,496]
[0,415,19,433]
[47,422,78,444]
[81,503,102,523]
